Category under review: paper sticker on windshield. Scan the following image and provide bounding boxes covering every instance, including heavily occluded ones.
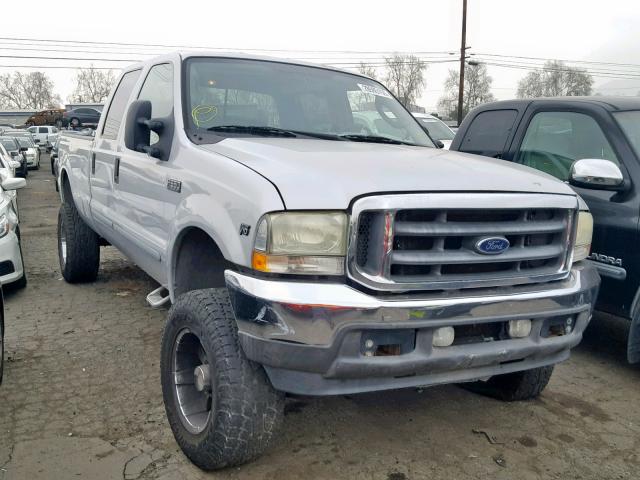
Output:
[358,83,392,98]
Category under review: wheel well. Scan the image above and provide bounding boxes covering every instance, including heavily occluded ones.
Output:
[60,170,72,203]
[173,228,229,298]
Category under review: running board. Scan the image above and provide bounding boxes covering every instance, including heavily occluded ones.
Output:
[146,286,171,308]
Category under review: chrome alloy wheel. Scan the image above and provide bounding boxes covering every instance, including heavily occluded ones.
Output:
[172,329,213,434]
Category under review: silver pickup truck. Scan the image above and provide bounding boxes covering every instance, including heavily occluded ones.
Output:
[57,52,600,470]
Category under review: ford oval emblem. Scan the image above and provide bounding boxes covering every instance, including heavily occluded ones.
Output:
[475,237,510,255]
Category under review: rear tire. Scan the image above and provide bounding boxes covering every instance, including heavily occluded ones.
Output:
[161,288,284,470]
[57,200,100,283]
[464,365,554,401]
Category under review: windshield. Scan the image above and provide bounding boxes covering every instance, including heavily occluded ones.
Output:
[184,58,434,147]
[417,118,455,141]
[16,138,33,148]
[0,139,15,151]
[614,111,640,157]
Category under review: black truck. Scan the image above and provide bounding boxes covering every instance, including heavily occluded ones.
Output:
[450,97,640,362]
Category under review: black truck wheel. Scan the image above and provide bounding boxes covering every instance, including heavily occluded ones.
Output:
[57,201,100,283]
[161,288,284,470]
[464,365,554,401]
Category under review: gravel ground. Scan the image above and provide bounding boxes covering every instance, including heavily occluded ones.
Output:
[0,164,639,480]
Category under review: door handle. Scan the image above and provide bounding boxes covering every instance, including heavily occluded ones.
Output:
[114,157,120,184]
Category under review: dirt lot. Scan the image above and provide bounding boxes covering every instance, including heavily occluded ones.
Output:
[1,164,639,480]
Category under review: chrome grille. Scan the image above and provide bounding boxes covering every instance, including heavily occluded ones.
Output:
[348,193,577,291]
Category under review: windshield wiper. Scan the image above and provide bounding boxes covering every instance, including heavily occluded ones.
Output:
[206,125,347,141]
[338,134,418,146]
[206,125,298,137]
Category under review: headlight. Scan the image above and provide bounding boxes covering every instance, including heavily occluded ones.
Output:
[252,212,348,275]
[0,212,15,239]
[572,211,593,262]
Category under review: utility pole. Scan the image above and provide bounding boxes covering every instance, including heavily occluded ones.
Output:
[457,0,468,126]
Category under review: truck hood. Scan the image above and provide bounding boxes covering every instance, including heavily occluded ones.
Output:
[201,138,576,209]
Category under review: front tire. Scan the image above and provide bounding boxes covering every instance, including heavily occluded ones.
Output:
[161,288,284,470]
[465,365,554,401]
[57,201,100,283]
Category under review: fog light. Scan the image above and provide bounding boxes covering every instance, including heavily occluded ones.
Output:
[432,327,455,347]
[565,318,573,334]
[508,319,532,338]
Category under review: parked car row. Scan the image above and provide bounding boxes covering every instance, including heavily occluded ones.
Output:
[0,159,27,384]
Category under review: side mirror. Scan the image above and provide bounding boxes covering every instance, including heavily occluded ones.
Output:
[33,138,40,143]
[19,147,27,152]
[569,159,625,191]
[8,160,21,169]
[124,100,166,160]
[10,151,17,157]
[2,177,26,191]
[435,140,445,149]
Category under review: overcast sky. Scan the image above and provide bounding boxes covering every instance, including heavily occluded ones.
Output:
[2,0,640,111]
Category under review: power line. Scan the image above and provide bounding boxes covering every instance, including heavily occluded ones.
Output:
[474,52,640,69]
[480,61,640,80]
[0,54,138,62]
[0,64,120,70]
[0,36,454,55]
[475,57,640,76]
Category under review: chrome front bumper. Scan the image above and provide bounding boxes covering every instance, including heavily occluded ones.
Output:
[225,263,600,395]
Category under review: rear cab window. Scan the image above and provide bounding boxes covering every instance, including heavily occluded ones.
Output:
[101,70,142,140]
[458,109,518,157]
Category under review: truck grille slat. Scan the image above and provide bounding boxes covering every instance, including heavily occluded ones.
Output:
[349,194,576,292]
[390,244,564,265]
[394,219,566,236]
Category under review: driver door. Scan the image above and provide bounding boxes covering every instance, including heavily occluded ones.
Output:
[512,108,638,316]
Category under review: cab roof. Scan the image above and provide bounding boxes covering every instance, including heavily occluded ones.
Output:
[124,50,367,79]
[477,96,640,112]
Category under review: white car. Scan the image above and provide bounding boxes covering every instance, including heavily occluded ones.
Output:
[412,113,455,149]
[27,125,59,152]
[12,136,40,169]
[0,171,26,288]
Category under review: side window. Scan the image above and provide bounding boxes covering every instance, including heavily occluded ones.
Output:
[28,126,36,133]
[138,63,174,145]
[102,70,142,140]
[458,109,518,157]
[39,127,48,134]
[52,127,58,133]
[516,111,620,181]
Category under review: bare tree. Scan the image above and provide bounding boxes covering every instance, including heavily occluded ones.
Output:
[437,63,495,119]
[69,66,116,104]
[517,60,593,98]
[0,72,61,109]
[357,62,378,80]
[383,54,427,107]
